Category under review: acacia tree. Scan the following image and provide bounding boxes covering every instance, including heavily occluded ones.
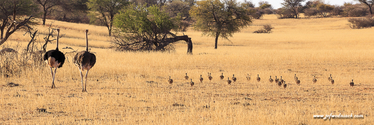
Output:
[358,0,374,15]
[57,0,89,23]
[0,0,37,46]
[242,0,255,8]
[87,0,128,36]
[35,0,61,25]
[259,1,272,9]
[316,3,334,17]
[163,0,193,32]
[113,4,193,53]
[281,0,305,18]
[190,0,251,49]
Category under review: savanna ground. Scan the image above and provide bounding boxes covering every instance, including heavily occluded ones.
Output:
[1,14,374,124]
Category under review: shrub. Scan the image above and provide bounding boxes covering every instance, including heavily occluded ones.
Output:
[0,38,49,78]
[342,4,368,17]
[263,24,273,32]
[316,3,334,17]
[263,8,274,14]
[0,49,44,78]
[253,29,267,33]
[304,8,318,17]
[348,8,367,17]
[249,8,264,19]
[348,17,374,29]
[254,24,273,33]
[331,6,343,16]
[276,8,294,19]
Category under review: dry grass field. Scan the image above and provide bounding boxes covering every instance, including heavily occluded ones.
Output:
[1,14,374,124]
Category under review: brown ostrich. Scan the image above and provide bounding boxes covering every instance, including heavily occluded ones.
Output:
[328,74,332,81]
[350,79,354,87]
[280,76,284,84]
[73,29,96,92]
[275,76,279,83]
[220,73,224,80]
[312,76,317,83]
[227,77,232,85]
[296,79,300,85]
[269,76,273,83]
[208,73,213,81]
[190,79,194,87]
[200,75,203,83]
[185,73,189,80]
[278,81,282,87]
[232,74,237,82]
[168,76,173,84]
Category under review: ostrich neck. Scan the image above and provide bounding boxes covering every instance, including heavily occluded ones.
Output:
[56,30,60,50]
[86,32,88,51]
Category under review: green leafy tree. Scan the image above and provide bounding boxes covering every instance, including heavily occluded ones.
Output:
[131,0,170,7]
[259,1,272,9]
[190,0,251,49]
[113,4,193,53]
[87,0,128,36]
[242,0,255,8]
[357,0,374,15]
[0,0,37,46]
[281,0,305,18]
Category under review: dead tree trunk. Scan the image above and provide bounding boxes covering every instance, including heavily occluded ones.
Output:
[165,35,193,54]
[26,30,38,52]
[187,38,192,54]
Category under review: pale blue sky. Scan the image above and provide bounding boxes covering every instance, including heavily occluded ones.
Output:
[238,0,359,9]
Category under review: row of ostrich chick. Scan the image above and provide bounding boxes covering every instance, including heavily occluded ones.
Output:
[168,73,355,88]
[44,29,96,92]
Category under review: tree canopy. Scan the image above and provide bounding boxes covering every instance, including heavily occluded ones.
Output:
[358,0,374,15]
[113,4,191,52]
[87,0,128,36]
[0,0,38,46]
[162,0,193,32]
[281,0,305,18]
[316,3,334,17]
[259,1,272,9]
[190,0,251,49]
[35,0,61,25]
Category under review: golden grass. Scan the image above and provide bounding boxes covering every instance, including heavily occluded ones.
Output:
[1,14,374,124]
